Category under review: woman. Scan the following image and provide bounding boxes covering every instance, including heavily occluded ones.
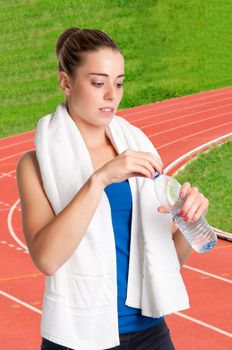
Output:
[16,28,209,350]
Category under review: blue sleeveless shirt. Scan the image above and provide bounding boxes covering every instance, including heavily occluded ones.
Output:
[104,179,163,334]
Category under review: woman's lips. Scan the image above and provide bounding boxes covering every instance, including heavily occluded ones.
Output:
[99,108,114,115]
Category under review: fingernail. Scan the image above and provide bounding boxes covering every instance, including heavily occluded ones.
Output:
[179,210,186,216]
[184,217,189,222]
[179,192,184,197]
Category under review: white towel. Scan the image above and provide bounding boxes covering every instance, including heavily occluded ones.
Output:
[34,102,189,350]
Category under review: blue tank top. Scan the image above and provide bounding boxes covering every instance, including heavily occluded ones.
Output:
[104,179,163,334]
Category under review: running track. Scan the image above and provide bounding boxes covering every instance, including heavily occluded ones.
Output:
[0,86,232,349]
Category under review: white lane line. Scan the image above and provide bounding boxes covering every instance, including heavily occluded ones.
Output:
[140,106,232,130]
[123,88,232,117]
[156,121,232,149]
[174,311,232,338]
[0,290,42,314]
[150,118,232,138]
[7,198,28,252]
[0,138,33,151]
[164,132,232,173]
[213,227,232,242]
[131,98,232,123]
[0,149,34,162]
[183,265,232,284]
[0,200,21,211]
[140,111,232,137]
[1,289,231,338]
[0,170,16,180]
[0,201,10,207]
[1,240,24,252]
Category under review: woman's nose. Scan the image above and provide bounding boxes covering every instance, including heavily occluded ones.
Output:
[104,85,116,100]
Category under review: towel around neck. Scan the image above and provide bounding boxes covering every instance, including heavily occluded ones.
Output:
[34,103,190,350]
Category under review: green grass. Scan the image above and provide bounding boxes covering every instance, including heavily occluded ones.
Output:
[174,139,232,233]
[1,0,232,137]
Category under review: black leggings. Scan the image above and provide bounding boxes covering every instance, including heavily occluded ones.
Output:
[40,318,176,350]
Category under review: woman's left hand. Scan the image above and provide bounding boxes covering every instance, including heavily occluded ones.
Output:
[157,182,209,222]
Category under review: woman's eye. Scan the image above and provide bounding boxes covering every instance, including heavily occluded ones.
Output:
[91,82,124,88]
[92,82,104,87]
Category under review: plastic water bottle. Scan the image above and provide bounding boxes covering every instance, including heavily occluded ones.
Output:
[153,172,217,253]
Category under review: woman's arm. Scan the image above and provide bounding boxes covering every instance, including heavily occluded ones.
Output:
[16,152,106,277]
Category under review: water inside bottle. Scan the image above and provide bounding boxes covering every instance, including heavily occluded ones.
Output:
[172,210,218,253]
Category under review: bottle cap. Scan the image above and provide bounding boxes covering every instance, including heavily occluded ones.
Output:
[154,171,161,179]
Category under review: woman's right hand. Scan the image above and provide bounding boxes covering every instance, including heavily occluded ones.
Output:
[94,149,164,188]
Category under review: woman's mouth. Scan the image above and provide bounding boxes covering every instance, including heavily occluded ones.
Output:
[99,107,114,115]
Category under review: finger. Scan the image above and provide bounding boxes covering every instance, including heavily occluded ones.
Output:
[132,172,148,178]
[189,199,209,222]
[149,155,164,174]
[123,152,153,178]
[179,182,191,197]
[134,158,156,178]
[130,164,153,178]
[157,206,170,213]
[179,187,199,212]
[123,150,163,177]
[180,189,204,220]
[134,152,164,174]
[182,198,202,222]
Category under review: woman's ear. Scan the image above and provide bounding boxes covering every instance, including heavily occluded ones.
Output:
[58,71,72,96]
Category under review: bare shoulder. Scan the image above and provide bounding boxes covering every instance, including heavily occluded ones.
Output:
[17,150,35,175]
[17,150,39,178]
[17,150,47,191]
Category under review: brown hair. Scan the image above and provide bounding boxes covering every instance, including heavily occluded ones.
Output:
[56,27,123,79]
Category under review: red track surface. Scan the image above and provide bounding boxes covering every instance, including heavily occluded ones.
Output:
[1,86,232,349]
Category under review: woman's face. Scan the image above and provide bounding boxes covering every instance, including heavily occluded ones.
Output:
[60,48,125,128]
